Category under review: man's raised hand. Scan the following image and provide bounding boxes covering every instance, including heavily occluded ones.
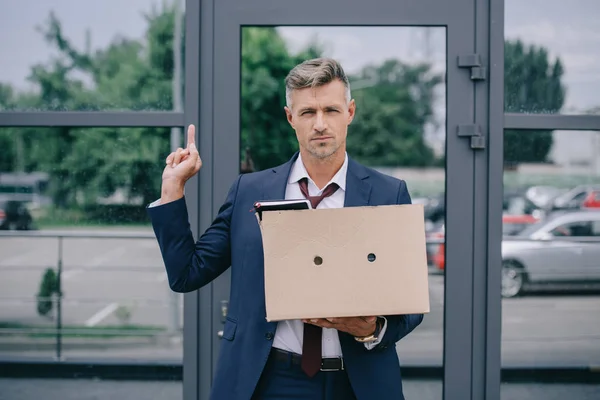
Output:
[162,124,202,184]
[160,125,202,204]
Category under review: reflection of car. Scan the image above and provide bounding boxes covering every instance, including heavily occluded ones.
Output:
[503,190,544,218]
[0,200,34,230]
[427,214,538,271]
[425,190,542,232]
[582,190,600,209]
[502,214,539,236]
[525,185,565,209]
[501,210,600,298]
[548,185,600,211]
[423,195,445,225]
[426,229,445,270]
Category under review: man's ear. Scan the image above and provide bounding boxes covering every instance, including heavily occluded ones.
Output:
[284,106,294,128]
[347,99,356,125]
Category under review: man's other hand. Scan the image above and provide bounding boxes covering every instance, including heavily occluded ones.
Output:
[160,124,202,204]
[302,316,377,338]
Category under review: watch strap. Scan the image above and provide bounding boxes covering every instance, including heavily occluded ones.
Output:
[354,317,384,343]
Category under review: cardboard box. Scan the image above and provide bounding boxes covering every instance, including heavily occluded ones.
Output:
[256,204,430,322]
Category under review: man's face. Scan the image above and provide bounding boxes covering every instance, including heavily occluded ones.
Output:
[285,80,355,160]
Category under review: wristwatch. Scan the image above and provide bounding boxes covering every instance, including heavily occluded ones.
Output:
[354,317,384,343]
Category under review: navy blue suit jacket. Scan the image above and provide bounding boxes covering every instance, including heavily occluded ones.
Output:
[148,153,424,400]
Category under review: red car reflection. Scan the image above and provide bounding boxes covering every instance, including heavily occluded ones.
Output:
[582,190,600,209]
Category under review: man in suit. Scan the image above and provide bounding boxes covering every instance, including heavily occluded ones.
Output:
[148,58,424,400]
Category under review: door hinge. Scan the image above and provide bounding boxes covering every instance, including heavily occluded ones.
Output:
[458,54,486,81]
[457,124,485,149]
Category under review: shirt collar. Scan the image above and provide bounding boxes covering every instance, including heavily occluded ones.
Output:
[288,152,348,192]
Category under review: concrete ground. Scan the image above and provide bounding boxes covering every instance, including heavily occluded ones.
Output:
[0,378,599,400]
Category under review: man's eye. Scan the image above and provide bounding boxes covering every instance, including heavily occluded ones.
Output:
[301,111,315,115]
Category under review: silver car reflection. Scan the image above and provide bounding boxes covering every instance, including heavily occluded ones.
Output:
[501,210,600,298]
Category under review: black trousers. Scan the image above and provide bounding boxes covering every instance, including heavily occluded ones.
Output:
[252,349,358,400]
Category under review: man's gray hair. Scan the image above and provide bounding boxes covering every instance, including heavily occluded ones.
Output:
[285,58,352,109]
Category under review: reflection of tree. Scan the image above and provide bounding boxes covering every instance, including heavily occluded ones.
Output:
[0,6,178,208]
[241,28,443,170]
[347,60,443,167]
[241,27,322,171]
[504,39,566,166]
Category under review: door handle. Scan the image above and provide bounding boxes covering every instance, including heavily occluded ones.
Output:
[221,300,229,323]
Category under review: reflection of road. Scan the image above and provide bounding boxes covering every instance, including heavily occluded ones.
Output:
[0,228,183,331]
[1,230,599,368]
[398,274,600,367]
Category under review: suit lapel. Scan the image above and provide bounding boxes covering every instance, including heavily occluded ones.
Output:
[344,157,372,207]
[261,152,299,200]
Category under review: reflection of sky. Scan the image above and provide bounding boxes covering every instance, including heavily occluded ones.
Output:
[277,27,446,76]
[278,26,447,149]
[0,0,155,92]
[0,0,598,114]
[505,0,600,113]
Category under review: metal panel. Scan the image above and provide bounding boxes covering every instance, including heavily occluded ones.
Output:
[0,111,184,127]
[443,19,477,400]
[195,0,220,398]
[209,0,240,378]
[182,1,203,400]
[223,0,465,25]
[486,0,504,399]
[471,0,497,398]
[504,113,600,131]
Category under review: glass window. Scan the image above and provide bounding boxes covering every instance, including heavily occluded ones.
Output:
[0,0,185,111]
[505,0,600,114]
[501,129,600,399]
[241,26,446,399]
[0,127,183,364]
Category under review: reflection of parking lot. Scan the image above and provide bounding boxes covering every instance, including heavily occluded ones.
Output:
[399,274,600,367]
[422,185,600,299]
[0,230,183,331]
[0,230,599,367]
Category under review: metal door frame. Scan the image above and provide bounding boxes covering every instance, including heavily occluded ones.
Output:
[186,0,504,399]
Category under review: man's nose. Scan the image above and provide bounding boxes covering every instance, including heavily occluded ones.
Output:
[314,112,327,132]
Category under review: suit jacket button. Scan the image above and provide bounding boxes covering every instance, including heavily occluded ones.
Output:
[265,332,274,340]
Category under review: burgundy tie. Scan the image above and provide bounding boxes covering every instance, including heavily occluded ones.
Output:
[297,177,339,377]
[298,177,339,210]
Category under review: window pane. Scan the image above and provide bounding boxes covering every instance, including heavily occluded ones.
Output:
[501,129,600,398]
[240,26,446,399]
[505,0,600,114]
[0,127,183,365]
[0,0,185,111]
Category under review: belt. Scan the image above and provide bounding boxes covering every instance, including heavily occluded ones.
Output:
[270,348,345,372]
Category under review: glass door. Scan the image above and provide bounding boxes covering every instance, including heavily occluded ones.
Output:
[191,1,488,399]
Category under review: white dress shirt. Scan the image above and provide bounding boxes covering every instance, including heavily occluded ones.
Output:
[272,152,386,357]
